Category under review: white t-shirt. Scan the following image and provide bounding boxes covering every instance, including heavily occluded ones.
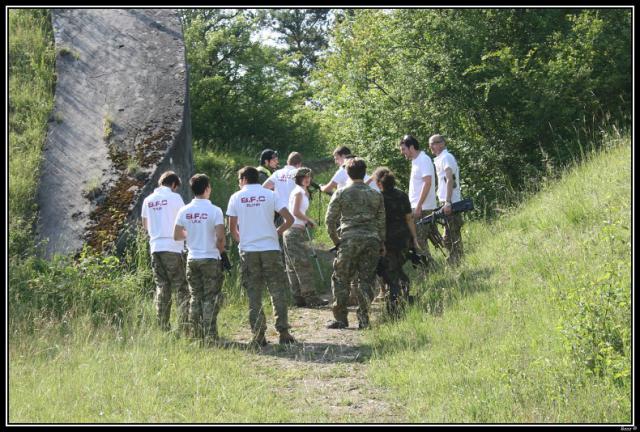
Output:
[175,198,224,260]
[267,165,297,210]
[288,185,309,226]
[333,167,380,192]
[434,148,462,204]
[226,184,281,252]
[330,166,349,189]
[409,151,437,210]
[141,186,185,253]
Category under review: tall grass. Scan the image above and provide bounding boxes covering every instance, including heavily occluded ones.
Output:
[8,9,56,257]
[366,132,631,423]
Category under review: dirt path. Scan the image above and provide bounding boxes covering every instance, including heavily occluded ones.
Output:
[228,299,407,423]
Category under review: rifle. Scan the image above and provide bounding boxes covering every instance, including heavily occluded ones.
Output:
[416,198,474,226]
[221,251,232,273]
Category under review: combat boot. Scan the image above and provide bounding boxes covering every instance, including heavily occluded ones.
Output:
[293,295,306,307]
[326,320,348,329]
[278,330,297,345]
[250,333,268,347]
[303,295,329,307]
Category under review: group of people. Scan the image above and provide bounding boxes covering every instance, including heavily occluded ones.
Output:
[140,133,464,346]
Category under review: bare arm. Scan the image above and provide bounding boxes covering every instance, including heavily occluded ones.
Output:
[292,192,315,227]
[414,175,432,218]
[174,224,186,241]
[320,181,337,194]
[215,224,225,252]
[276,207,294,236]
[405,213,420,250]
[228,216,240,243]
[142,217,148,231]
[443,167,454,215]
[262,180,275,190]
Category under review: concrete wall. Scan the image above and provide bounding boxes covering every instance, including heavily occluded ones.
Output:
[36,9,193,258]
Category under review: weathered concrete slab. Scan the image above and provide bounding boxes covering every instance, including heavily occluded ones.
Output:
[36,9,193,258]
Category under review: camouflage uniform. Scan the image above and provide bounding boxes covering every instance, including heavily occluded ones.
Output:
[442,212,464,265]
[325,182,385,327]
[239,250,291,338]
[282,226,316,299]
[151,252,190,332]
[416,210,440,266]
[380,188,413,313]
[186,258,224,340]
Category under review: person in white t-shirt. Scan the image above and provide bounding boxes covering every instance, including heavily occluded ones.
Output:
[173,174,225,343]
[320,147,379,194]
[141,171,189,333]
[227,166,297,346]
[429,134,464,265]
[283,167,329,308]
[262,151,304,296]
[400,134,438,268]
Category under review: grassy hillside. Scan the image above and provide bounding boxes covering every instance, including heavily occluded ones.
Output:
[366,133,631,423]
[8,9,631,424]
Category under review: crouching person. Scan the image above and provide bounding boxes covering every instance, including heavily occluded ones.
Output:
[174,174,225,345]
[226,166,297,347]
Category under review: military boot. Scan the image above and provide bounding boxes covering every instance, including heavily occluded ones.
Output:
[303,295,329,308]
[278,330,297,345]
[250,333,268,348]
[293,295,306,307]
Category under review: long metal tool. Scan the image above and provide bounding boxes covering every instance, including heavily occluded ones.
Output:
[305,225,325,283]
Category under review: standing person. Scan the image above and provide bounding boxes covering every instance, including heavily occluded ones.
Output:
[429,134,464,265]
[372,167,420,316]
[173,174,225,344]
[325,158,385,330]
[263,151,302,213]
[227,166,297,346]
[141,171,189,333]
[284,167,329,308]
[399,134,438,269]
[320,148,379,193]
[263,152,303,299]
[257,149,279,185]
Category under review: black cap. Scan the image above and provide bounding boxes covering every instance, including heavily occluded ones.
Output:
[260,149,278,165]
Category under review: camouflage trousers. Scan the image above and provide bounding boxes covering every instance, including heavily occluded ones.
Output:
[239,250,291,337]
[415,209,441,265]
[186,258,224,340]
[442,212,464,265]
[283,226,316,298]
[151,252,189,332]
[331,237,381,326]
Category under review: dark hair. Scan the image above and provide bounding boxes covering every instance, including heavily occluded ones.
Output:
[372,166,395,190]
[294,169,312,186]
[239,166,259,184]
[190,173,210,196]
[400,134,420,150]
[259,149,278,166]
[345,157,366,180]
[159,171,181,188]
[332,146,351,157]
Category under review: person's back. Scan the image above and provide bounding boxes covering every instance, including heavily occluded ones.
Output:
[269,165,297,211]
[381,187,412,250]
[227,183,280,252]
[142,185,185,253]
[176,198,223,260]
[328,182,385,242]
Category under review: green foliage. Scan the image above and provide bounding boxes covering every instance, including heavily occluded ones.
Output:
[181,9,327,158]
[8,8,56,257]
[313,9,631,216]
[366,134,631,422]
